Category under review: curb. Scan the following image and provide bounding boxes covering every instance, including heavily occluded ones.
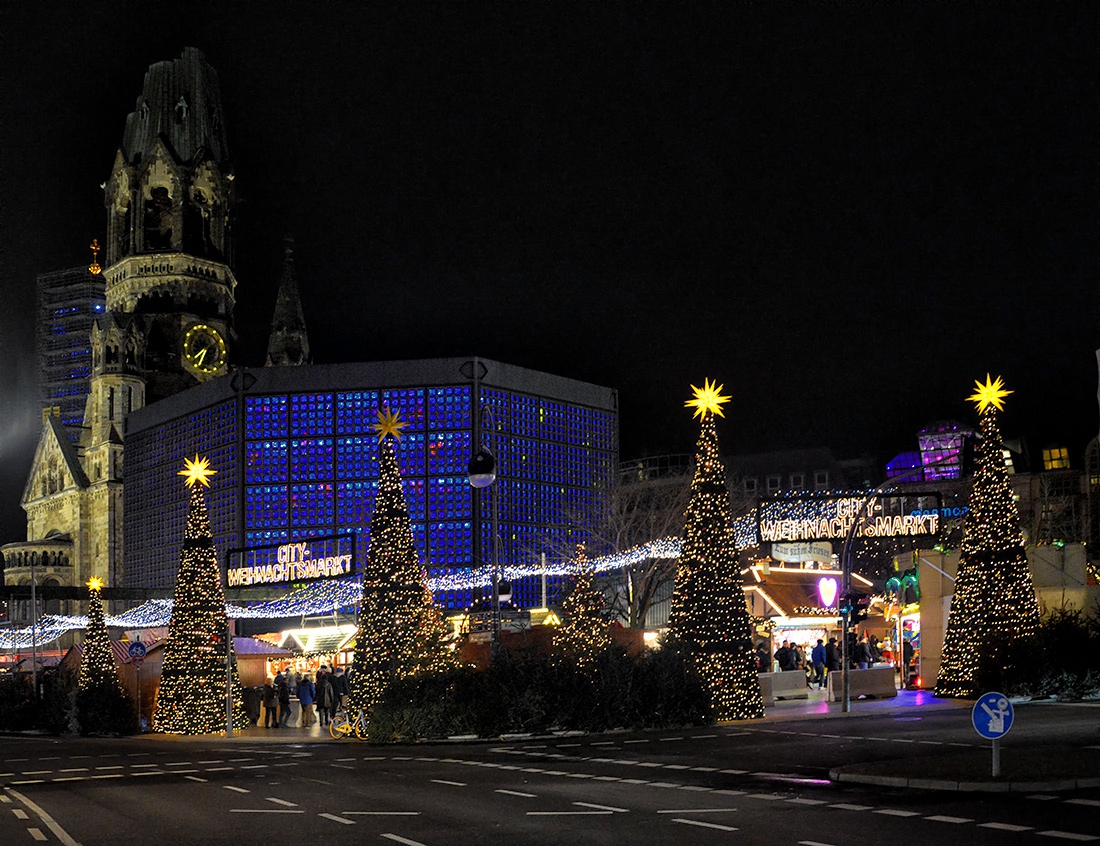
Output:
[830,769,1100,793]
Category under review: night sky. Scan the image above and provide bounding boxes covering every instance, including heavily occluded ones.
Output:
[1,3,1096,545]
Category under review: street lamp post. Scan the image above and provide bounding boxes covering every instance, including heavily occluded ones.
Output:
[468,408,501,660]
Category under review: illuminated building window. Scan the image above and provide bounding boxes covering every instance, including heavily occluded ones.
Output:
[1042,447,1070,471]
[1002,448,1016,475]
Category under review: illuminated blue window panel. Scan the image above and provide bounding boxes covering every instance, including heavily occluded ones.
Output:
[246,440,288,484]
[290,393,333,436]
[405,477,427,523]
[289,483,335,527]
[379,388,427,432]
[427,430,471,475]
[336,436,379,479]
[290,437,334,480]
[393,432,427,477]
[336,480,376,524]
[246,485,288,528]
[246,396,288,439]
[428,386,471,430]
[426,520,472,567]
[336,391,380,434]
[427,477,468,522]
[247,529,289,547]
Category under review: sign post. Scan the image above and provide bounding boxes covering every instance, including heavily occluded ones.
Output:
[128,642,147,730]
[972,692,1014,777]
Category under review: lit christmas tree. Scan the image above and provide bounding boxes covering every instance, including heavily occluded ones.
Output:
[350,410,455,714]
[76,576,137,734]
[552,545,611,669]
[668,380,764,720]
[936,375,1041,698]
[152,456,246,734]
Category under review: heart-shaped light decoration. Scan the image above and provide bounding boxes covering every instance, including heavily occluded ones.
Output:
[818,576,838,609]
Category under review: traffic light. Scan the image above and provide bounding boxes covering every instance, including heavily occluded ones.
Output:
[851,593,871,624]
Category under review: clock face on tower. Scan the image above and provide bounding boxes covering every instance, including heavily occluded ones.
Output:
[183,323,227,374]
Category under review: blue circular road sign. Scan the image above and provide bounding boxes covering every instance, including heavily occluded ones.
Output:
[972,692,1014,739]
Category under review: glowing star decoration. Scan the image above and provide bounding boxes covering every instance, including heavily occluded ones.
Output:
[178,454,217,488]
[967,374,1013,414]
[372,408,408,442]
[86,576,104,592]
[685,378,732,420]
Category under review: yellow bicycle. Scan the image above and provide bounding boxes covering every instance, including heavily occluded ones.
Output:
[329,707,368,740]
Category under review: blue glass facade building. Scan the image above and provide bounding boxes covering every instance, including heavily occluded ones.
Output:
[37,266,107,433]
[123,358,618,608]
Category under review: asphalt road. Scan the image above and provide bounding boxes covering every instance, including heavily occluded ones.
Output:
[2,704,1099,845]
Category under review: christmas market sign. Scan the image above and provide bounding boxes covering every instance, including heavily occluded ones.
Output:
[225,535,356,587]
[757,492,942,544]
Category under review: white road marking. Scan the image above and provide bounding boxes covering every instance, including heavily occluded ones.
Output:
[496,789,537,798]
[29,828,47,841]
[876,809,921,817]
[1029,794,1060,801]
[343,811,420,816]
[230,809,304,814]
[131,763,158,768]
[95,766,123,771]
[831,803,873,811]
[659,737,684,742]
[430,779,465,787]
[720,768,748,774]
[657,808,738,814]
[1036,834,1100,842]
[205,767,234,772]
[7,789,82,846]
[623,739,649,744]
[672,818,737,831]
[185,776,208,783]
[381,834,429,846]
[574,802,628,812]
[224,786,250,793]
[748,793,784,800]
[527,810,613,815]
[1066,799,1100,808]
[13,809,30,819]
[59,768,88,773]
[799,841,838,846]
[925,815,973,824]
[9,781,45,786]
[664,764,690,770]
[691,767,718,772]
[788,798,826,806]
[90,775,122,780]
[713,789,745,797]
[318,813,354,825]
[695,734,717,739]
[21,771,52,776]
[267,798,298,807]
[980,823,1033,832]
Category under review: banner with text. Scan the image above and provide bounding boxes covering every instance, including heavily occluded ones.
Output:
[757,492,942,544]
[225,534,357,587]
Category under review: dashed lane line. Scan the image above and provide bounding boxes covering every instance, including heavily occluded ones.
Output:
[496,789,537,798]
[28,828,47,842]
[656,808,739,814]
[574,802,628,813]
[7,788,81,846]
[527,810,614,816]
[799,841,839,846]
[229,809,304,814]
[12,808,29,819]
[266,798,298,807]
[185,776,208,783]
[1066,799,1100,807]
[875,809,922,817]
[1036,833,1100,842]
[925,815,974,824]
[980,823,1033,832]
[671,818,737,832]
[381,834,429,846]
[830,803,873,811]
[429,780,465,787]
[224,786,250,794]
[318,813,354,825]
[343,811,421,816]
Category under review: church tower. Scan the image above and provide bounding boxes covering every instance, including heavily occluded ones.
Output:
[102,46,236,402]
[265,237,311,366]
[2,48,239,609]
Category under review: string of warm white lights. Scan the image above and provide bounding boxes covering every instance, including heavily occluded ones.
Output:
[1,489,881,649]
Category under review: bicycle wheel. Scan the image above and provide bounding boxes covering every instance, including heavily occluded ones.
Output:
[353,710,369,740]
[329,711,350,739]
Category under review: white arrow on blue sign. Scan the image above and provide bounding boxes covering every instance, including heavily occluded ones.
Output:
[972,692,1014,739]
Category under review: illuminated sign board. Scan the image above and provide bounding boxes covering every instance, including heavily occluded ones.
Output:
[757,493,942,544]
[225,534,356,587]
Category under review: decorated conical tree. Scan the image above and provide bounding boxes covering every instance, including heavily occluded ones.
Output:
[350,410,455,714]
[553,545,611,670]
[936,375,1041,698]
[152,456,246,734]
[668,380,764,720]
[76,577,137,734]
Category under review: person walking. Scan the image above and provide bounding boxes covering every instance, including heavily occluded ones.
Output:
[825,637,841,676]
[332,666,350,712]
[856,635,874,670]
[298,673,316,727]
[315,666,334,727]
[810,639,826,689]
[262,678,279,728]
[774,641,797,672]
[276,669,292,727]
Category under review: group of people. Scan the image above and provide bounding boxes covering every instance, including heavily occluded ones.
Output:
[758,633,915,689]
[262,665,351,729]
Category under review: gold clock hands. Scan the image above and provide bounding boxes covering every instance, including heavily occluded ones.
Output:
[194,345,208,365]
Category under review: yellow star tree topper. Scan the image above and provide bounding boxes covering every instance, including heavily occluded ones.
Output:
[86,576,104,592]
[373,407,408,442]
[178,454,217,488]
[967,374,1013,413]
[685,378,732,419]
